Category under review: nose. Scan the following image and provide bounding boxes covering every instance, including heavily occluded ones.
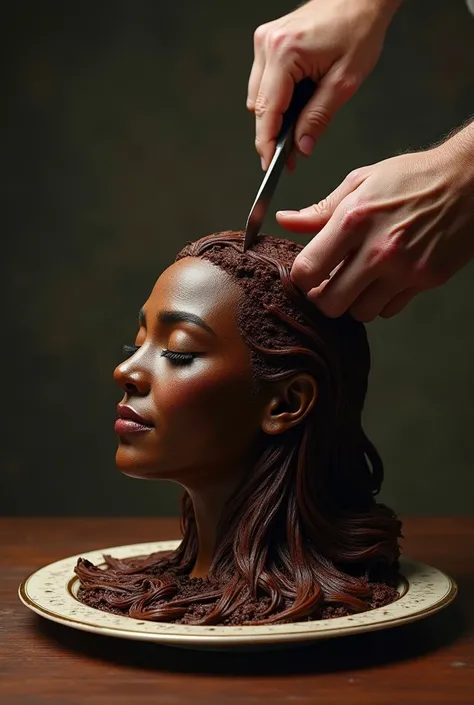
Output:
[114,357,151,397]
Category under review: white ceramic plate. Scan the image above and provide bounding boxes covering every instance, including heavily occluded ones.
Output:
[19,540,457,649]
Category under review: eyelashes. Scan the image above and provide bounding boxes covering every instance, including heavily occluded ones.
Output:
[121,344,197,366]
[122,344,140,356]
[161,349,196,365]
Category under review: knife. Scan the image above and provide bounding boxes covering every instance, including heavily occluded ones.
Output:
[243,78,316,252]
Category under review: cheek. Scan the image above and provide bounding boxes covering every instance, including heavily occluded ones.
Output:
[155,365,259,448]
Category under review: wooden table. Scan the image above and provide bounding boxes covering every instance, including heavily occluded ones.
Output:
[1,517,473,704]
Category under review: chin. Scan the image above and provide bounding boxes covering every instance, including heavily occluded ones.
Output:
[115,446,172,480]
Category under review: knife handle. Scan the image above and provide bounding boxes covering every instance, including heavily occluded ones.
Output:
[278,77,317,143]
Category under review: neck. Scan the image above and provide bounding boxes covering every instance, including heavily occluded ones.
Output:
[185,466,248,579]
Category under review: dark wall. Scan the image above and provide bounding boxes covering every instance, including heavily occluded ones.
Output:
[3,1,474,516]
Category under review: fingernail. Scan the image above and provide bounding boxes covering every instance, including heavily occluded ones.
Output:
[277,210,299,217]
[299,135,315,156]
[261,157,266,171]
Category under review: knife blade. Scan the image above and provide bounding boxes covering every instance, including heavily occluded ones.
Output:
[243,78,316,252]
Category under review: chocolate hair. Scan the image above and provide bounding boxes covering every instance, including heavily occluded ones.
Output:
[76,232,401,625]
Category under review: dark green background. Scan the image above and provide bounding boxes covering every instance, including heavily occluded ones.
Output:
[3,1,474,516]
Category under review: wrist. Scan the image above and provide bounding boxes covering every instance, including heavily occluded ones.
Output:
[366,0,404,17]
[361,0,404,32]
[435,120,474,192]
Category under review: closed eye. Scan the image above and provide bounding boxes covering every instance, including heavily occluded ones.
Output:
[121,345,199,365]
[122,344,140,357]
[161,349,198,365]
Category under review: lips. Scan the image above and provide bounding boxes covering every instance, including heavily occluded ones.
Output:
[115,405,154,434]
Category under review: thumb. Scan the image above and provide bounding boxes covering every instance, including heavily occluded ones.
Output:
[294,68,359,157]
[276,168,367,234]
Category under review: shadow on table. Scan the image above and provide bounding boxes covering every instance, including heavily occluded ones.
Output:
[34,601,466,676]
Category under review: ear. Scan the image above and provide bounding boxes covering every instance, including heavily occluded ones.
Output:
[261,373,317,436]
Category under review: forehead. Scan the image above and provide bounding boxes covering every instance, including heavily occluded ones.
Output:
[146,256,243,330]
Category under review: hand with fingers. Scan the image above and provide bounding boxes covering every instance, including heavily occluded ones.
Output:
[277,123,474,321]
[247,0,403,170]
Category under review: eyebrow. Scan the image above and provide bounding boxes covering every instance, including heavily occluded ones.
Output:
[138,308,215,335]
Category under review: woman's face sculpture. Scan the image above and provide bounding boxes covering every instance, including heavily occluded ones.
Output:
[114,257,283,488]
[77,234,401,623]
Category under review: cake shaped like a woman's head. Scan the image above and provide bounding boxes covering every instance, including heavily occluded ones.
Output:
[76,232,401,625]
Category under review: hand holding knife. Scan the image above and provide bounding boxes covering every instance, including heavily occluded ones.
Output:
[243,78,316,252]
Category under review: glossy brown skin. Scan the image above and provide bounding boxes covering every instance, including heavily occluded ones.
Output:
[114,257,268,576]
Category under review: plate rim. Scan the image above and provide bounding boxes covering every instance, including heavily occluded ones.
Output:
[19,540,458,646]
